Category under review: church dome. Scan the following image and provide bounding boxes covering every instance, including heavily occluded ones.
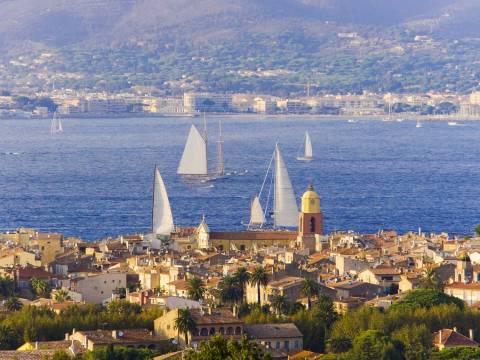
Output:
[301,184,320,213]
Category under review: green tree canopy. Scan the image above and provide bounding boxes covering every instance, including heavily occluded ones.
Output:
[185,335,271,360]
[249,267,269,304]
[349,330,403,360]
[389,289,464,311]
[186,277,206,301]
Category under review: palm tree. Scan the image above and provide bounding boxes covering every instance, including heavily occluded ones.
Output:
[174,308,196,347]
[233,267,249,302]
[54,289,71,303]
[30,278,50,298]
[219,275,243,306]
[271,294,288,316]
[5,297,22,311]
[187,277,206,301]
[420,266,443,291]
[249,267,269,305]
[301,278,319,309]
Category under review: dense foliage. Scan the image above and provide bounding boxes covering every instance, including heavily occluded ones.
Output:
[0,301,163,350]
[185,335,271,360]
[389,289,464,311]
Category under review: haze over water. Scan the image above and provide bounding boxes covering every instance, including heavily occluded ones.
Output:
[0,116,479,240]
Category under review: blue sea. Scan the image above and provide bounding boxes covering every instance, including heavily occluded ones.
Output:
[0,116,479,240]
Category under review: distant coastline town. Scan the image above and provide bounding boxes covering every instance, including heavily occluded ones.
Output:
[3,90,480,120]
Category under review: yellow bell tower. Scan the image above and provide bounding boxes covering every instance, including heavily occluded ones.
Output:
[297,184,324,252]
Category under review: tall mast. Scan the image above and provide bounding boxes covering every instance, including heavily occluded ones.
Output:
[151,165,156,234]
[216,120,224,176]
[203,112,208,143]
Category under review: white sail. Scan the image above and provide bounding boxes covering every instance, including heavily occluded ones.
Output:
[304,131,313,158]
[274,145,298,227]
[177,125,208,175]
[152,166,174,235]
[250,196,266,226]
[50,112,63,135]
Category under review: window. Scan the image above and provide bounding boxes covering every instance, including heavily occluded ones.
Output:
[200,328,209,336]
[295,340,299,349]
[209,328,215,335]
[240,245,246,251]
[276,341,280,349]
[310,217,316,232]
[284,341,289,350]
[235,327,242,335]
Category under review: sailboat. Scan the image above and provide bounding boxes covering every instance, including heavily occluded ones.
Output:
[177,115,225,180]
[249,196,266,227]
[297,131,313,161]
[416,120,423,128]
[382,101,394,122]
[150,165,174,249]
[248,144,298,229]
[50,112,63,135]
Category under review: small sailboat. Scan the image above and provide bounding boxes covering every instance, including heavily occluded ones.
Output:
[150,165,174,249]
[347,119,357,123]
[416,120,423,128]
[249,196,266,227]
[50,112,63,135]
[297,131,313,161]
[177,115,225,180]
[177,124,208,176]
[382,101,394,122]
[248,144,298,229]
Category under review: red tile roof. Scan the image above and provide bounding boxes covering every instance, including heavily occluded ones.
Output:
[433,329,479,348]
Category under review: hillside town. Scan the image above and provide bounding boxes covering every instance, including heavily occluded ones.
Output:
[0,185,479,359]
[2,89,480,119]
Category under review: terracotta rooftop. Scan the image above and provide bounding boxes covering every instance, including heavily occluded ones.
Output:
[433,328,479,347]
[366,267,401,275]
[79,329,167,345]
[0,350,57,359]
[210,231,297,241]
[445,282,480,290]
[288,350,320,359]
[190,308,243,326]
[268,276,303,289]
[245,323,302,339]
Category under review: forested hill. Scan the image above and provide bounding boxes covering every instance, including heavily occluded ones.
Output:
[1,0,480,94]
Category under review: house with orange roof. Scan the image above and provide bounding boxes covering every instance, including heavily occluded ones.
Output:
[432,328,479,350]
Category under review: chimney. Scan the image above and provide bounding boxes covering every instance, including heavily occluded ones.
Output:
[207,307,212,315]
[454,327,458,333]
[438,330,442,345]
[470,329,474,341]
[72,328,76,334]
[35,341,39,350]
[112,330,118,339]
[65,333,69,341]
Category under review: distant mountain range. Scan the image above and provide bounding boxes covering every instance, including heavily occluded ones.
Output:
[1,0,480,94]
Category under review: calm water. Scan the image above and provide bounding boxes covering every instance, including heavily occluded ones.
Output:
[0,116,479,240]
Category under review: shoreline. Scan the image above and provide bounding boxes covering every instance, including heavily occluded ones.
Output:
[1,113,479,121]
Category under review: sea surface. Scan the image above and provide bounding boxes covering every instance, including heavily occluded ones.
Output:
[0,116,479,240]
